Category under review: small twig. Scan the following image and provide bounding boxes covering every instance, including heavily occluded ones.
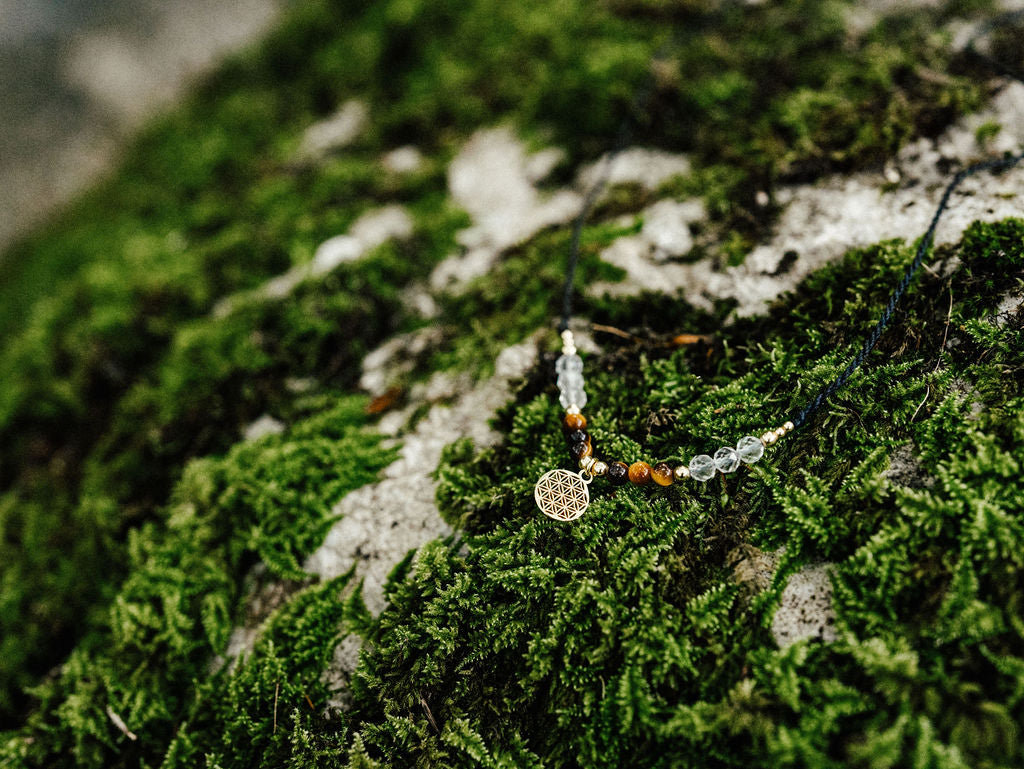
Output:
[910,386,931,424]
[589,323,714,348]
[915,65,956,86]
[105,705,138,742]
[913,286,954,424]
[669,333,714,347]
[273,680,280,734]
[590,323,636,340]
[934,286,954,374]
[419,691,440,734]
[304,693,316,711]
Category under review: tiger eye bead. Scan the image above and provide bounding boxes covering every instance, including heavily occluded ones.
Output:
[570,440,592,459]
[651,462,674,486]
[607,461,629,485]
[563,413,587,432]
[628,461,652,485]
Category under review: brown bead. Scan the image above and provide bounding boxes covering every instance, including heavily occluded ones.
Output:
[563,413,587,432]
[570,440,592,459]
[607,461,629,485]
[628,461,652,485]
[651,462,674,486]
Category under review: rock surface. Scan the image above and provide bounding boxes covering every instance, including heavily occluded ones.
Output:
[595,82,1024,315]
[771,563,839,648]
[304,340,539,615]
[430,127,583,290]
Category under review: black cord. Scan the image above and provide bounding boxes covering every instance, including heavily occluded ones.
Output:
[559,46,672,333]
[559,148,624,333]
[789,10,1024,427]
[789,150,1024,429]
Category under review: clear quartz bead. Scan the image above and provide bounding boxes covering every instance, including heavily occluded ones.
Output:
[689,454,715,482]
[736,435,764,464]
[556,355,586,409]
[713,447,740,473]
[555,354,583,376]
[557,371,584,391]
[559,388,587,409]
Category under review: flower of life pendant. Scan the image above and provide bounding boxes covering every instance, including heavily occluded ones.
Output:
[534,468,591,521]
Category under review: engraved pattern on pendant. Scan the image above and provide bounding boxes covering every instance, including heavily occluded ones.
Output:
[534,469,590,521]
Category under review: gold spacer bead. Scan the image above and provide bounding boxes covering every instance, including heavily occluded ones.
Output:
[762,431,778,446]
[592,461,608,476]
[579,456,596,472]
[784,420,794,432]
[774,427,786,439]
[566,405,581,415]
[673,464,690,481]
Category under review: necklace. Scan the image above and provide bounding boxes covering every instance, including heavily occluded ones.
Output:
[535,133,1024,523]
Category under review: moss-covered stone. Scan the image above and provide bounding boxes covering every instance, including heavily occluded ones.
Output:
[1,0,1023,765]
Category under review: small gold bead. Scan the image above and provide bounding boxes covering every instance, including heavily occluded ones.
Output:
[673,464,690,481]
[579,456,596,472]
[592,461,608,476]
[566,405,581,415]
[774,427,786,439]
[762,431,778,446]
[784,420,794,432]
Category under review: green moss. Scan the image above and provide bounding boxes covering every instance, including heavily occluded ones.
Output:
[4,395,394,767]
[345,219,1024,768]
[163,574,367,768]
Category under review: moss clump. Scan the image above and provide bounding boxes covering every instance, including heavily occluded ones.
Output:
[3,396,395,767]
[346,219,1024,767]
[163,574,370,768]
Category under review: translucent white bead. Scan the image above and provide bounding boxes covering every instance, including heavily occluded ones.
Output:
[559,388,587,409]
[557,371,584,391]
[736,435,764,464]
[713,447,740,473]
[556,354,583,376]
[689,454,715,482]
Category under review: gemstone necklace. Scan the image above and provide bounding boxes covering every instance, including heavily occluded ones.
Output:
[533,151,1024,521]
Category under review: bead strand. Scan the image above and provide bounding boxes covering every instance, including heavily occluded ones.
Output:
[561,411,795,487]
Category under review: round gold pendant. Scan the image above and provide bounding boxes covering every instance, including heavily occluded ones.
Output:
[534,468,591,521]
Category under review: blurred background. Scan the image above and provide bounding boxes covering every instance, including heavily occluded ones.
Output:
[0,0,290,253]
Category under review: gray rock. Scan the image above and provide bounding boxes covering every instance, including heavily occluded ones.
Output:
[305,339,539,616]
[243,414,285,442]
[381,145,425,174]
[430,127,583,290]
[771,563,839,648]
[298,100,369,158]
[641,198,703,259]
[214,205,414,314]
